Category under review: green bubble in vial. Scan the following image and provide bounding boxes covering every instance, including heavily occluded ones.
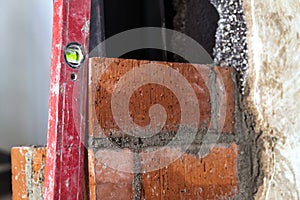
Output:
[66,49,80,63]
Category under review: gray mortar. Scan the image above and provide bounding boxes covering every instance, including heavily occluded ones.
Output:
[208,67,219,131]
[231,70,263,200]
[235,111,264,199]
[25,147,34,199]
[25,146,45,200]
[89,129,236,150]
[133,153,142,200]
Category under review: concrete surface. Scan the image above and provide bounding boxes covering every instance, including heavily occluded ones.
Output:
[244,0,300,199]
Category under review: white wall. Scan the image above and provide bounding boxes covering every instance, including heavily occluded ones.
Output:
[244,0,300,198]
[0,1,53,151]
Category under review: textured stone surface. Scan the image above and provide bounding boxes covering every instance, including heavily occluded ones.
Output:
[210,0,249,93]
[244,0,300,199]
[210,0,248,70]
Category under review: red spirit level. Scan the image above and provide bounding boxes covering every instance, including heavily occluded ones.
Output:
[44,0,91,199]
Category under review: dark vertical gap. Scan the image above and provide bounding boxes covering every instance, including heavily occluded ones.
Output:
[103,0,145,60]
[0,151,11,198]
[172,0,219,62]
[89,0,219,62]
[141,0,167,61]
[89,0,219,63]
[164,0,177,62]
[103,0,143,38]
[185,0,219,57]
[90,0,167,61]
[89,0,105,53]
[83,148,90,199]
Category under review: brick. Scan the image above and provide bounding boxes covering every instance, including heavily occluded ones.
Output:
[214,67,235,133]
[89,149,135,200]
[89,57,235,138]
[11,148,27,199]
[88,149,97,200]
[11,147,46,200]
[140,144,239,199]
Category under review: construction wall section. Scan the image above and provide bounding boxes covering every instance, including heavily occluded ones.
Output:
[11,0,300,199]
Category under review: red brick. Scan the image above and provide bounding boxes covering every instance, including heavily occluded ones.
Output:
[89,57,235,138]
[140,144,239,199]
[214,67,235,133]
[89,149,135,200]
[88,149,97,200]
[11,147,27,200]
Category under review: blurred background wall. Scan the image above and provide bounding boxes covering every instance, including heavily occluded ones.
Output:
[0,1,53,152]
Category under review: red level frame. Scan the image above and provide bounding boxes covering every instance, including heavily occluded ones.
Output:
[44,0,91,199]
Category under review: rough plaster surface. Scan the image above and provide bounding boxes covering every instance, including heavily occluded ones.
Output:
[210,0,248,71]
[244,0,300,199]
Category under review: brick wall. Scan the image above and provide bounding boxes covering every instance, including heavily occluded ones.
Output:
[11,57,260,199]
[87,58,258,199]
[12,0,300,199]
